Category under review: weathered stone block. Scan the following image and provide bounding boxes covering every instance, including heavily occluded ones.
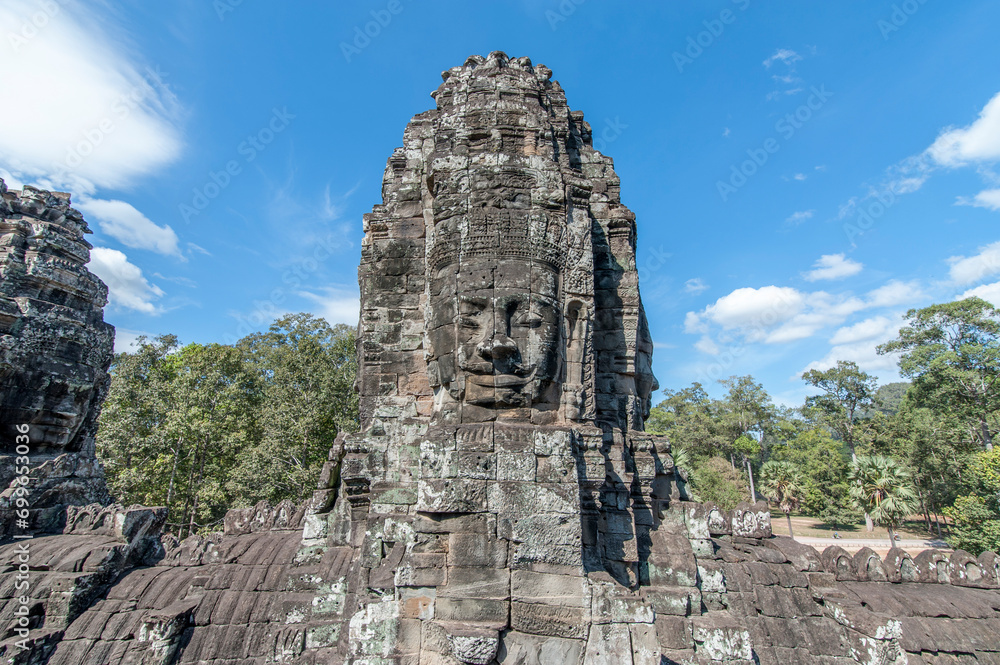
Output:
[508,514,582,567]
[731,501,772,538]
[495,631,585,664]
[417,479,487,513]
[510,570,589,607]
[582,623,633,664]
[534,429,572,456]
[654,615,694,650]
[496,452,536,482]
[510,602,589,639]
[644,588,693,616]
[448,533,508,568]
[438,567,510,599]
[434,598,508,628]
[691,615,754,661]
[591,583,654,624]
[535,454,576,483]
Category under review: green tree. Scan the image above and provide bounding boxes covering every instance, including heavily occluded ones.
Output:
[874,398,977,537]
[233,314,359,504]
[718,375,774,501]
[165,343,262,537]
[647,383,728,462]
[96,313,360,538]
[690,457,748,511]
[878,297,1000,450]
[803,361,881,531]
[97,335,181,509]
[849,455,919,545]
[945,446,1000,555]
[768,427,852,517]
[874,382,910,416]
[802,360,879,461]
[98,340,263,537]
[760,461,804,539]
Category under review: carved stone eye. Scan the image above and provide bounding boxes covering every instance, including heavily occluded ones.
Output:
[458,297,488,328]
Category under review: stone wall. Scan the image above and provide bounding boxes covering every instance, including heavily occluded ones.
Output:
[2,498,999,663]
[1,55,999,664]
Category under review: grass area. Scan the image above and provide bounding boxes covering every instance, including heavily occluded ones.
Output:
[769,511,948,541]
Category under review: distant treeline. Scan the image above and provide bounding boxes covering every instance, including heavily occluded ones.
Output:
[96,298,1000,554]
[649,298,1000,554]
[97,314,358,538]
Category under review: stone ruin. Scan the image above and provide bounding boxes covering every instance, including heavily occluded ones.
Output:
[2,52,1000,664]
[0,180,113,538]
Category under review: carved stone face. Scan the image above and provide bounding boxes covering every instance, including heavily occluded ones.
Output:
[427,259,562,419]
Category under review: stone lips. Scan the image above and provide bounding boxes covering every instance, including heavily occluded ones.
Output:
[0,178,113,536]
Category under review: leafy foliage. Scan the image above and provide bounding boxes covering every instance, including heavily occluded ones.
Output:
[96,314,358,537]
[878,297,1000,450]
[946,447,1000,554]
[760,461,803,515]
[802,360,879,459]
[768,428,851,516]
[233,314,359,505]
[690,457,748,510]
[849,455,919,541]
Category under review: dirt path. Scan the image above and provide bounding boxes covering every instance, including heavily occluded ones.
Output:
[770,512,950,556]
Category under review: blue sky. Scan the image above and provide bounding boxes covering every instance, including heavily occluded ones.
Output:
[3,0,1000,407]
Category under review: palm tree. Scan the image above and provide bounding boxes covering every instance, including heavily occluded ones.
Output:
[849,455,919,545]
[760,461,804,540]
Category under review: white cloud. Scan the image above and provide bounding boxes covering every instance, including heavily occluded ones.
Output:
[838,91,1000,230]
[688,281,906,348]
[793,173,807,181]
[958,188,1000,211]
[694,336,719,355]
[829,316,895,346]
[801,315,903,378]
[684,278,709,294]
[765,292,867,343]
[801,338,900,377]
[75,198,181,257]
[113,328,152,353]
[684,311,708,334]
[701,286,805,332]
[298,287,360,326]
[947,240,1000,285]
[957,280,1000,307]
[865,280,923,308]
[803,254,863,282]
[0,1,183,193]
[763,49,802,68]
[88,247,164,314]
[785,210,814,225]
[928,91,1000,167]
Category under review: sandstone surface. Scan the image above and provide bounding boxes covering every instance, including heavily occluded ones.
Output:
[1,54,998,664]
[0,181,113,538]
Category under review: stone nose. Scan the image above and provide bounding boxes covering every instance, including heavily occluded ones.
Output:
[476,334,520,363]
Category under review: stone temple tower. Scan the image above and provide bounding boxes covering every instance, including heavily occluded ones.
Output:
[6,53,995,665]
[314,50,691,661]
[356,51,658,432]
